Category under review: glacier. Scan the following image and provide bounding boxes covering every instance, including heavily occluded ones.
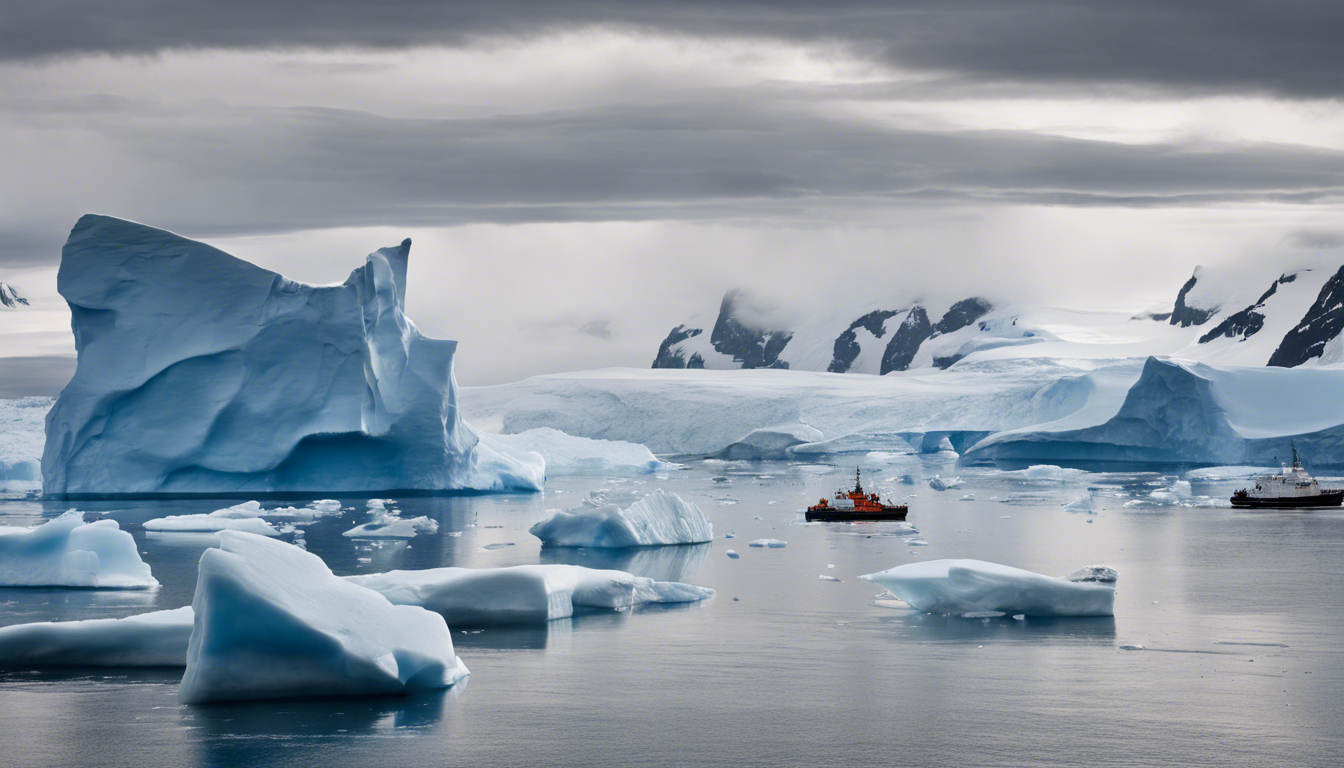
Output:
[346,564,713,626]
[0,607,192,667]
[41,214,540,497]
[529,489,713,548]
[859,559,1116,617]
[180,531,468,704]
[0,509,157,588]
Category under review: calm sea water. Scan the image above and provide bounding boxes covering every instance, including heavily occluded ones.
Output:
[1,459,1341,768]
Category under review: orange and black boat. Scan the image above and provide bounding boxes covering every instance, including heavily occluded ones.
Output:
[806,468,908,522]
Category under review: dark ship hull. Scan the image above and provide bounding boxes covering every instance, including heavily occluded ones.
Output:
[1230,490,1344,509]
[805,506,908,522]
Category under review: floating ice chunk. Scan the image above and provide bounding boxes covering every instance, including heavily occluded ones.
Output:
[928,475,960,491]
[906,539,929,546]
[1184,466,1277,481]
[724,532,735,539]
[859,559,1116,617]
[346,564,713,626]
[1062,495,1093,513]
[726,549,740,559]
[479,428,676,475]
[1012,614,1026,620]
[180,532,467,704]
[342,513,438,539]
[748,539,787,548]
[819,575,841,582]
[143,513,285,536]
[0,607,192,667]
[0,510,157,588]
[959,493,975,501]
[529,489,712,548]
[257,500,347,520]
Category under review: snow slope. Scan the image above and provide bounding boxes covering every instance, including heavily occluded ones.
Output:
[347,564,713,625]
[180,532,468,704]
[41,214,539,496]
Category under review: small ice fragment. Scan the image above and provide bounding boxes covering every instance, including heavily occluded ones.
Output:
[906,539,929,546]
[724,532,735,539]
[1119,644,1145,651]
[748,538,787,548]
[482,542,515,550]
[726,549,740,559]
[819,575,841,582]
[1012,614,1025,621]
[827,564,835,569]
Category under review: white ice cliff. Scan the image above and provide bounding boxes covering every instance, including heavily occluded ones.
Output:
[41,214,541,496]
[179,531,468,704]
[347,564,714,625]
[0,509,157,588]
[860,559,1116,617]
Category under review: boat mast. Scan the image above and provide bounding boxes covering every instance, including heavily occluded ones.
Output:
[1292,442,1302,471]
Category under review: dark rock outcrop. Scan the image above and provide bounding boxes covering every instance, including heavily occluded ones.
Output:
[880,307,933,374]
[934,297,992,335]
[828,310,899,373]
[1269,266,1344,368]
[0,282,28,308]
[651,325,704,368]
[1169,269,1218,327]
[1198,273,1296,344]
[709,290,792,369]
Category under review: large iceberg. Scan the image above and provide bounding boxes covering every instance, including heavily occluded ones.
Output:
[860,559,1116,617]
[0,509,157,588]
[347,564,713,626]
[0,607,191,667]
[179,531,468,704]
[529,489,713,548]
[41,214,540,496]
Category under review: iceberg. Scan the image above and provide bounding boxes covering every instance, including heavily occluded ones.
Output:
[41,214,539,497]
[0,509,157,588]
[342,513,438,539]
[0,607,192,667]
[747,538,787,548]
[479,427,675,475]
[143,512,287,536]
[529,489,712,548]
[859,559,1115,617]
[346,564,713,626]
[180,532,467,704]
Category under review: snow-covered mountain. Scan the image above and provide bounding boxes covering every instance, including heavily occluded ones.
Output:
[652,263,1344,373]
[0,282,28,309]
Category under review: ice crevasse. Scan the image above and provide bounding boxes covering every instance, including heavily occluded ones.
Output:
[41,214,543,496]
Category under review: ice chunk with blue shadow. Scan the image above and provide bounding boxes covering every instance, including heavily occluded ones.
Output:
[859,559,1116,617]
[0,509,157,588]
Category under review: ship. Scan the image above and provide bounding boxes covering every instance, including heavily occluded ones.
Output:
[1230,446,1344,508]
[806,468,909,522]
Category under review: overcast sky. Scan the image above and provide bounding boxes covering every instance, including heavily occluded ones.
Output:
[2,1,1344,387]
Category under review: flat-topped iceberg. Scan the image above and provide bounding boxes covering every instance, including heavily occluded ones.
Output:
[41,214,540,496]
[860,559,1116,617]
[143,512,286,536]
[0,509,157,588]
[479,428,675,475]
[0,607,191,667]
[347,564,713,626]
[180,531,467,704]
[529,489,712,548]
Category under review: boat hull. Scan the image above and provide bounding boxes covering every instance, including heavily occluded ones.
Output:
[805,507,908,522]
[1230,491,1344,509]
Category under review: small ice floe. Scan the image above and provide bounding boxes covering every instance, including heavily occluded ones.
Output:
[928,475,960,492]
[959,493,975,501]
[827,564,836,569]
[999,515,1011,519]
[482,542,516,550]
[1119,644,1145,651]
[1012,614,1025,621]
[342,513,438,539]
[1063,495,1094,514]
[819,575,841,582]
[726,549,740,559]
[724,532,736,538]
[144,511,286,537]
[906,539,929,547]
[859,559,1117,617]
[0,510,158,588]
[530,490,712,547]
[748,539,787,548]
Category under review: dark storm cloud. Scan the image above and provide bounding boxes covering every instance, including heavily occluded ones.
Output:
[4,2,1344,98]
[4,98,1344,268]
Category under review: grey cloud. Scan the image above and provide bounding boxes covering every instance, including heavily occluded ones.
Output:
[1287,229,1344,249]
[4,2,1344,98]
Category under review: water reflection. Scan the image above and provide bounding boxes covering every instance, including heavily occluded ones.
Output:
[873,609,1117,644]
[538,542,711,582]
